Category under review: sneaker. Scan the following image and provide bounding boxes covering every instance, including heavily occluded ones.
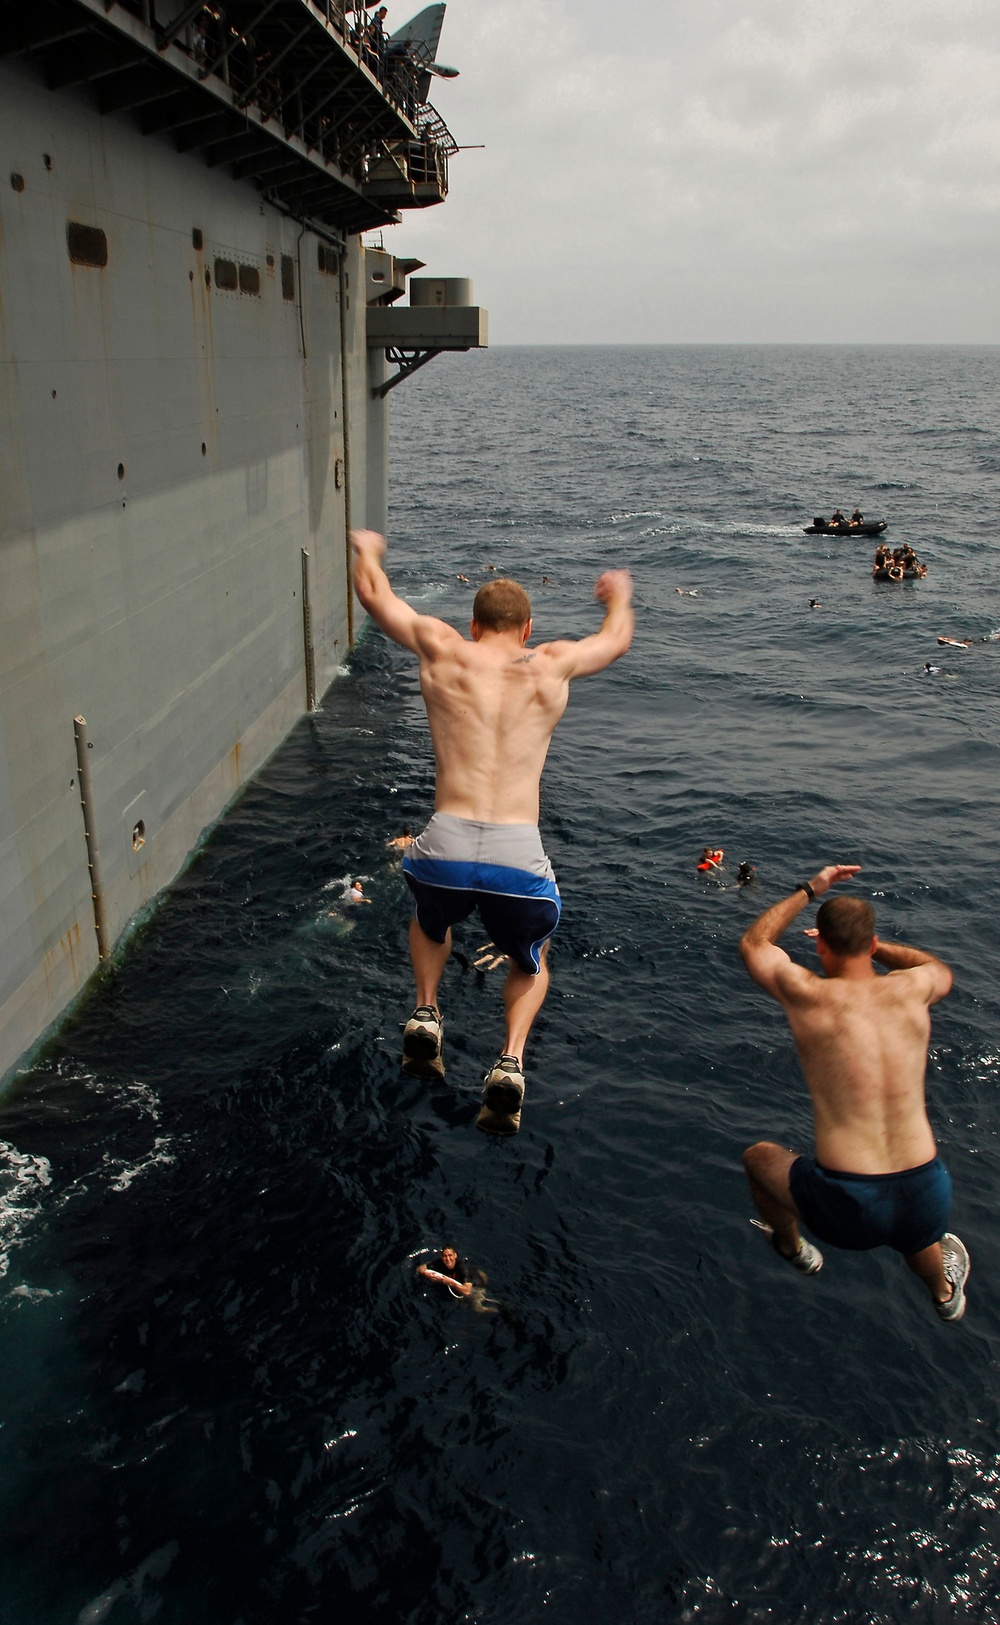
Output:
[402,1006,444,1080]
[751,1219,823,1275]
[482,1053,524,1116]
[475,1102,521,1137]
[935,1233,970,1323]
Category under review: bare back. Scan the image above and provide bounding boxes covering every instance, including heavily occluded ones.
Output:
[778,968,939,1173]
[349,532,634,825]
[418,631,571,824]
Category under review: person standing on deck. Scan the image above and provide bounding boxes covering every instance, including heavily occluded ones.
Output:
[738,865,969,1322]
[350,529,634,1136]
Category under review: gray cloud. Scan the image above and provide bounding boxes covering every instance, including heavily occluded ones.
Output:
[373,0,1000,341]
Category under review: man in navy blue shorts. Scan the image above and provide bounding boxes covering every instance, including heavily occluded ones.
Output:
[351,529,634,1134]
[738,864,970,1322]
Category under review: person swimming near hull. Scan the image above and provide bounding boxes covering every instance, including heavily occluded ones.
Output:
[417,1246,473,1298]
[416,1247,501,1314]
[738,865,968,1322]
[350,529,634,1137]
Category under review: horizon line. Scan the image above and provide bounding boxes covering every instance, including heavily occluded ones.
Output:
[478,339,1000,349]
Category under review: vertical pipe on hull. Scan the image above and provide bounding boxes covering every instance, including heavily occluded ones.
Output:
[73,716,109,960]
[338,253,355,647]
[301,549,317,712]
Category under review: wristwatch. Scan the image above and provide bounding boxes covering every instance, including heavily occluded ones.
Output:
[797,881,816,901]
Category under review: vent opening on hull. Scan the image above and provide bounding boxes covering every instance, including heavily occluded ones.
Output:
[67,223,108,267]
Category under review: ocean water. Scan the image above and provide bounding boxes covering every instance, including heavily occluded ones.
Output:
[2,346,1000,1625]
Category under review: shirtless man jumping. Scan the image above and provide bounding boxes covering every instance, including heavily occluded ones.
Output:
[350,530,634,1135]
[738,865,969,1322]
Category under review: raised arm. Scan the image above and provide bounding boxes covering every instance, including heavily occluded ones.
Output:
[416,1265,472,1297]
[739,864,861,999]
[543,569,635,680]
[351,529,460,657]
[873,940,953,1004]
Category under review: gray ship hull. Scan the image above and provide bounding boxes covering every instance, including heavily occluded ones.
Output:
[0,8,484,1084]
[1,61,366,1080]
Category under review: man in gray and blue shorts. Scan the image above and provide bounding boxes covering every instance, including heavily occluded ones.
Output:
[351,529,634,1134]
[403,815,561,980]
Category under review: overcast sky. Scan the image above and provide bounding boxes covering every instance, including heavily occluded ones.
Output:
[368,0,1000,343]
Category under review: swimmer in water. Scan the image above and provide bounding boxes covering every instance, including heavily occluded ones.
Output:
[457,574,470,584]
[697,846,724,871]
[387,826,415,850]
[416,1247,501,1315]
[350,528,634,1136]
[326,877,369,920]
[738,864,968,1321]
[923,663,940,676]
[417,1246,473,1297]
[937,636,973,649]
[809,599,822,610]
[737,861,756,887]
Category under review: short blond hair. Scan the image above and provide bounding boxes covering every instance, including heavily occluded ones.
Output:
[472,578,532,632]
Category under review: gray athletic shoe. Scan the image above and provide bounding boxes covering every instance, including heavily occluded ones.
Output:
[935,1232,970,1323]
[751,1219,823,1275]
[475,1102,522,1137]
[402,1005,444,1080]
[482,1053,525,1116]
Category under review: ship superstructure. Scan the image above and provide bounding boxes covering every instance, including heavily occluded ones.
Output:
[0,0,487,1081]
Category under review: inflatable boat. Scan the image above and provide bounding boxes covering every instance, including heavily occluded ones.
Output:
[804,518,888,537]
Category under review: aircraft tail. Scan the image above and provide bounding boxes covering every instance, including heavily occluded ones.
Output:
[389,3,446,101]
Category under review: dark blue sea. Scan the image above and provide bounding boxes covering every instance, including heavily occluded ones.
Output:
[2,346,1000,1625]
